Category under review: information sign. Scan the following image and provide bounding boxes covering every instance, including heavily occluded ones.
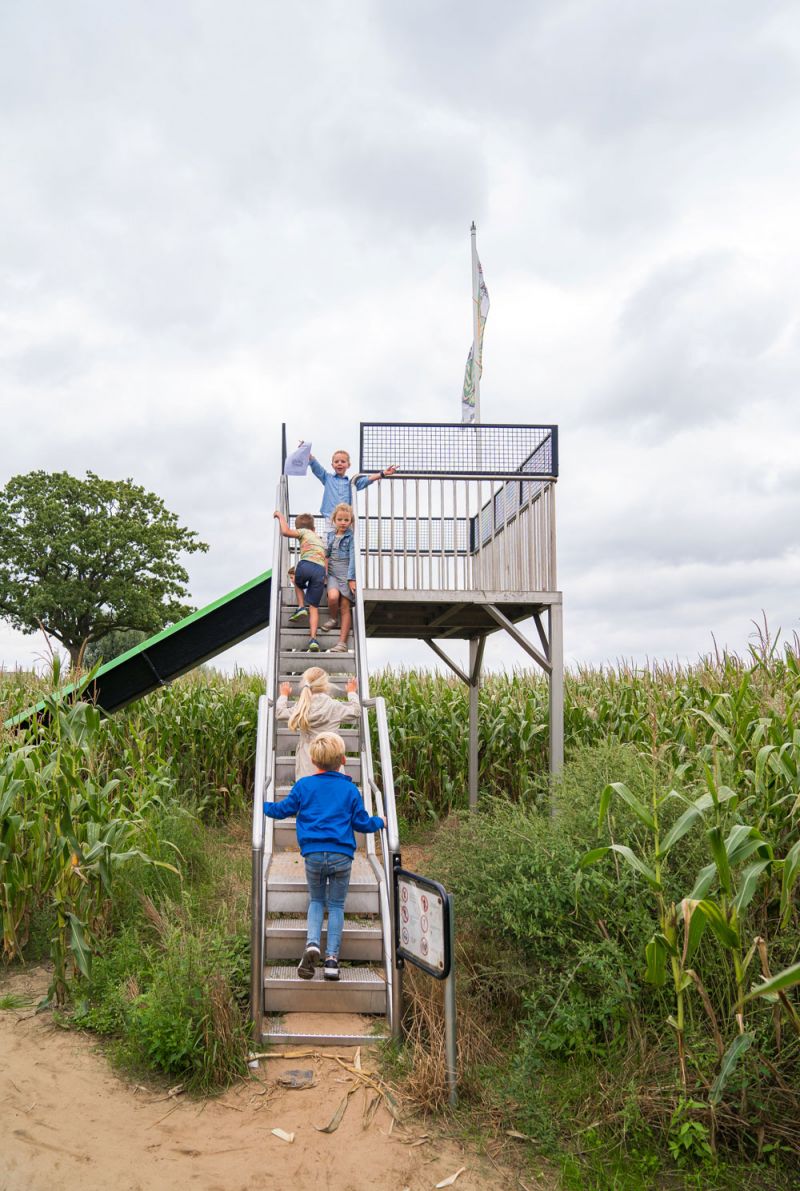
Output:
[394,868,451,980]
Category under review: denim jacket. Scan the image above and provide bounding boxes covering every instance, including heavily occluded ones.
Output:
[326,527,356,582]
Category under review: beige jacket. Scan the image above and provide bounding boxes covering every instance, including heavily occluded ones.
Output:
[276,690,361,779]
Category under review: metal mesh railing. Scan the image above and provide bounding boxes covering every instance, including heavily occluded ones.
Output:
[360,423,558,478]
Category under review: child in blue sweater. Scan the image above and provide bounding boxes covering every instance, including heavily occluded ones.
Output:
[309,448,396,522]
[264,731,385,981]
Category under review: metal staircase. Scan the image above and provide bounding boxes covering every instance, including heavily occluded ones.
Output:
[250,477,402,1048]
[250,421,563,1047]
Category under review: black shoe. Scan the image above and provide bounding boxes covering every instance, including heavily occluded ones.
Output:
[297,944,320,979]
[323,956,340,981]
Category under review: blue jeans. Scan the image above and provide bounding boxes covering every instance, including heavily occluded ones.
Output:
[304,851,352,958]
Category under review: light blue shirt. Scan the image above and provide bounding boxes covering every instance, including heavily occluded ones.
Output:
[310,458,374,518]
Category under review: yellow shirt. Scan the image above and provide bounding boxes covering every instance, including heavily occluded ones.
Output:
[297,527,326,568]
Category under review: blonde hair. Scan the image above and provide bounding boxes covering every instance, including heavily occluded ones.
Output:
[331,502,353,525]
[310,732,346,771]
[332,450,351,466]
[287,666,330,732]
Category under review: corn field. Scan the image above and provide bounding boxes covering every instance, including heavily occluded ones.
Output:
[1,633,798,1154]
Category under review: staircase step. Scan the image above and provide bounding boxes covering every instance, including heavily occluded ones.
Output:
[275,756,362,784]
[279,651,356,675]
[260,1016,389,1047]
[280,626,344,647]
[277,726,360,749]
[265,964,386,1013]
[266,917,383,961]
[267,852,379,913]
[272,818,367,852]
[279,675,353,695]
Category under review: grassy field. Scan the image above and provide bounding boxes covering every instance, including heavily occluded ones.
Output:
[1,633,798,1185]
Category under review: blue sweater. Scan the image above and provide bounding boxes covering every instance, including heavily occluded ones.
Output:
[310,458,374,518]
[263,771,384,858]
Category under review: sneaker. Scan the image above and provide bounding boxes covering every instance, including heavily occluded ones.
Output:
[297,944,320,980]
[306,638,320,652]
[321,618,338,632]
[323,956,340,981]
[327,641,350,653]
[289,607,308,622]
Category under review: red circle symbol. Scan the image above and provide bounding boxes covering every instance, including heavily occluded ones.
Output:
[420,937,429,956]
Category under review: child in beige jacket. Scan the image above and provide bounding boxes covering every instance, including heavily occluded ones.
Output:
[276,667,361,779]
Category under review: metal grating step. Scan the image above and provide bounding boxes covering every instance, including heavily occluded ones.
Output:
[267,852,379,913]
[279,651,356,675]
[261,1017,389,1047]
[277,726,360,747]
[266,916,382,961]
[275,756,362,783]
[271,818,367,852]
[279,674,353,695]
[265,964,386,1013]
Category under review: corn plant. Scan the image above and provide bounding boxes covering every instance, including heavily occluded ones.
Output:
[1,684,179,1001]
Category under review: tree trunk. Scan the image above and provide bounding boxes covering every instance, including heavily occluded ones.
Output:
[67,642,83,673]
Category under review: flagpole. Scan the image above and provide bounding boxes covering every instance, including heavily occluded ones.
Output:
[470,221,481,424]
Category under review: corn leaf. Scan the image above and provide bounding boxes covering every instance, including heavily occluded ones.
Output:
[710,1033,753,1105]
[744,961,800,1003]
[695,710,736,753]
[690,863,717,900]
[725,824,770,868]
[658,790,728,857]
[707,827,732,895]
[780,839,800,927]
[696,900,739,949]
[732,860,771,916]
[681,899,708,963]
[598,782,655,831]
[645,934,667,986]
[67,913,91,980]
[580,844,661,890]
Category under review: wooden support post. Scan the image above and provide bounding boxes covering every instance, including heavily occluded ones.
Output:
[548,601,564,798]
[468,636,486,810]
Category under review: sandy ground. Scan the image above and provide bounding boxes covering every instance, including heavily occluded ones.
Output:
[1,964,540,1191]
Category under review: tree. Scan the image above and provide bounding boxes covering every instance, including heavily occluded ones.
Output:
[0,471,209,670]
[83,628,148,669]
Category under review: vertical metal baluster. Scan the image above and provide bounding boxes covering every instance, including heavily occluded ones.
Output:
[415,478,420,591]
[549,483,557,592]
[528,476,533,588]
[427,479,433,592]
[490,476,497,593]
[440,478,445,590]
[376,471,383,590]
[389,476,395,592]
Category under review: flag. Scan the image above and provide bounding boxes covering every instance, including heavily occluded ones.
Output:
[462,257,489,424]
[284,440,312,476]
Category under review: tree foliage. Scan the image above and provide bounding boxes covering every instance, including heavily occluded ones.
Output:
[0,470,208,668]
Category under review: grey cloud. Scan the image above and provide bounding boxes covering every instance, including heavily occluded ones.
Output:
[582,252,796,435]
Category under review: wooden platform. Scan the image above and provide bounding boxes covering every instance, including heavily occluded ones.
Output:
[361,589,561,640]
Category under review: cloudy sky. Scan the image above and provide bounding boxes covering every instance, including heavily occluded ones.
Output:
[2,0,798,678]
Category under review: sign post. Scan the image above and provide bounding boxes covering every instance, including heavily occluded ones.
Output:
[394,868,457,1105]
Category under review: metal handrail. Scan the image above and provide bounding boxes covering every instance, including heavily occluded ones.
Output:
[351,485,403,1038]
[249,477,286,1038]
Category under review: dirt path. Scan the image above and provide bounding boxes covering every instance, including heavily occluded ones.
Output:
[1,965,535,1191]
